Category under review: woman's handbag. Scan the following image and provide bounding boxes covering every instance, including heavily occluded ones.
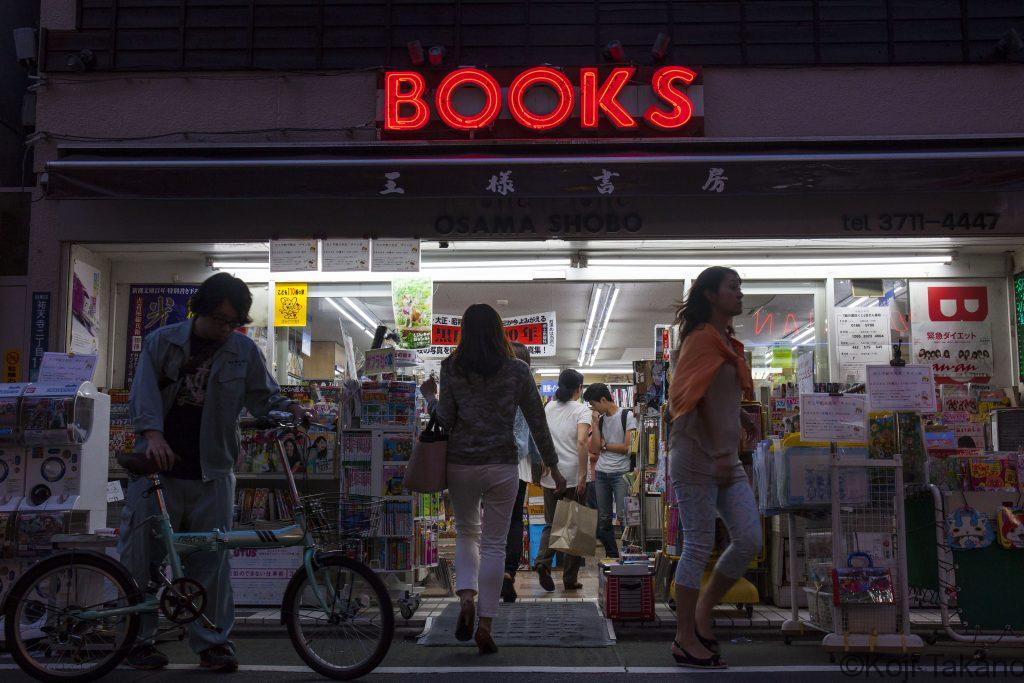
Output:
[404,416,448,493]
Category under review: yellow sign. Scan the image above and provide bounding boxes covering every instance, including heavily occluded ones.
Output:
[4,349,21,383]
[274,283,308,327]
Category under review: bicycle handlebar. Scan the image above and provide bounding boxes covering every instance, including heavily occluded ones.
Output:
[238,410,332,432]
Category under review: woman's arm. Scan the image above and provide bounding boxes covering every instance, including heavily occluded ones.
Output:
[575,422,590,496]
[434,364,457,429]
[589,411,602,456]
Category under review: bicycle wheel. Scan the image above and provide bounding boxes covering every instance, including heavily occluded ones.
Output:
[282,553,394,680]
[3,550,142,683]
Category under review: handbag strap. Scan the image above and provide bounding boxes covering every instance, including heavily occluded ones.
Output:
[423,414,447,438]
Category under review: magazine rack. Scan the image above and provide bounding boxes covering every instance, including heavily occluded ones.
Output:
[340,379,441,620]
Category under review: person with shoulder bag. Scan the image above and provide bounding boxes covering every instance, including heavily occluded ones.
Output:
[666,266,762,670]
[583,382,638,559]
[419,305,564,655]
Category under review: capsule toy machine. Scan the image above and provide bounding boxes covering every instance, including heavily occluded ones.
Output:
[17,381,109,546]
[0,383,29,513]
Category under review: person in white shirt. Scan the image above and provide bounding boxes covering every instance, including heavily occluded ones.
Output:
[535,369,591,592]
[583,383,639,558]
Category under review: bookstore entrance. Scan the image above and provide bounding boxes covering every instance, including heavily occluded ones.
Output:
[60,233,1019,612]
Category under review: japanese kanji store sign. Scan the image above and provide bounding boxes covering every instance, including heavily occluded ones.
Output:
[378,66,704,139]
[912,285,994,384]
[422,311,556,358]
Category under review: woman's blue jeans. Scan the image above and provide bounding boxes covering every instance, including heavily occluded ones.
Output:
[595,470,629,558]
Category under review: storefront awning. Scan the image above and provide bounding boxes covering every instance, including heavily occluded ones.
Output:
[43,138,1024,200]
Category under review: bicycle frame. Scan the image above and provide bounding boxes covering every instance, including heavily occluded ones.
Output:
[77,426,337,623]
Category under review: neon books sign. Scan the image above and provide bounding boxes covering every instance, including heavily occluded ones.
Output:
[383,66,698,133]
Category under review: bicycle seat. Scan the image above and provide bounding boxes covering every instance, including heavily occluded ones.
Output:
[116,452,163,476]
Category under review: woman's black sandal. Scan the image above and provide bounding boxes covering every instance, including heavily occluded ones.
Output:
[697,632,721,655]
[672,641,727,669]
[455,601,475,641]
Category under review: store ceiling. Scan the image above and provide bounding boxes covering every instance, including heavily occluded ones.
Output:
[308,281,814,369]
[87,237,1023,258]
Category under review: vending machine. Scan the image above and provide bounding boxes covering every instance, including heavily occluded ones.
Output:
[17,381,110,534]
[0,383,29,512]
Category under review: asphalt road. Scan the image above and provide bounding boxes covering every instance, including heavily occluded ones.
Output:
[2,630,1022,681]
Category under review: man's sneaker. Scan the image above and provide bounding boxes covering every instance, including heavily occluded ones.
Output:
[126,644,169,670]
[200,644,239,673]
[537,564,555,592]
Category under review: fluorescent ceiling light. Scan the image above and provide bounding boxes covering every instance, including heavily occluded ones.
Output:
[587,255,953,267]
[577,284,604,366]
[210,260,268,268]
[535,366,633,377]
[788,326,816,344]
[586,286,620,367]
[422,258,572,269]
[325,297,373,337]
[341,297,379,330]
[848,296,872,307]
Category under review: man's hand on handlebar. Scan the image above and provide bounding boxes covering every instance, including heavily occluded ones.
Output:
[288,404,314,427]
[142,430,177,471]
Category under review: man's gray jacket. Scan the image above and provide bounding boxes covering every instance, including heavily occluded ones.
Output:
[129,319,293,480]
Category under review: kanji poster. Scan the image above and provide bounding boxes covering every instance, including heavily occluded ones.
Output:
[125,284,199,387]
[422,311,556,358]
[911,321,993,385]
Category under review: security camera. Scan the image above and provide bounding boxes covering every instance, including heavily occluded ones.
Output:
[65,48,95,72]
[13,27,37,67]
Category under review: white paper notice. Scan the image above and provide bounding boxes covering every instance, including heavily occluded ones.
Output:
[797,351,815,395]
[270,239,318,272]
[799,393,868,443]
[865,364,937,412]
[105,480,125,503]
[37,352,97,383]
[371,239,420,272]
[834,308,891,383]
[322,238,370,272]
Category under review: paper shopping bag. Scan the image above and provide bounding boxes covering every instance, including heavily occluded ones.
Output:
[549,498,598,558]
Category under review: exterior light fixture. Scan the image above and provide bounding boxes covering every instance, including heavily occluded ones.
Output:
[64,48,95,72]
[428,45,446,67]
[406,40,425,66]
[603,40,626,63]
[651,32,671,62]
[992,29,1024,61]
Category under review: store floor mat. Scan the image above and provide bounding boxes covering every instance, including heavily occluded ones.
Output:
[417,600,614,647]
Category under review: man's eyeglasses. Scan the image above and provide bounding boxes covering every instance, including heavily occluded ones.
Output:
[209,314,244,329]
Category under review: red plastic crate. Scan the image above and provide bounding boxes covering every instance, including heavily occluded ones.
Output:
[599,569,655,621]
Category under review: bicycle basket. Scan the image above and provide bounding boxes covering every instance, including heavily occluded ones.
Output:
[299,494,386,549]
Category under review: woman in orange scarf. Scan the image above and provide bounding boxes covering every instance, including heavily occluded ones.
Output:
[667,267,762,670]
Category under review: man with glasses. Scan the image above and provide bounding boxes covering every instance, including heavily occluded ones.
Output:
[121,273,307,673]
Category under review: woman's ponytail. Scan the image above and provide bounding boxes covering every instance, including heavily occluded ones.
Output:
[554,369,585,403]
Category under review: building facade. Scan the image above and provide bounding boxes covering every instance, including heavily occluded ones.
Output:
[18,0,1024,385]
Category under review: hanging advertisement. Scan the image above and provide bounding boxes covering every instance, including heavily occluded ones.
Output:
[70,260,101,355]
[269,239,318,272]
[125,285,199,387]
[274,283,308,327]
[911,321,993,385]
[910,280,1008,386]
[423,311,556,358]
[391,276,433,349]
